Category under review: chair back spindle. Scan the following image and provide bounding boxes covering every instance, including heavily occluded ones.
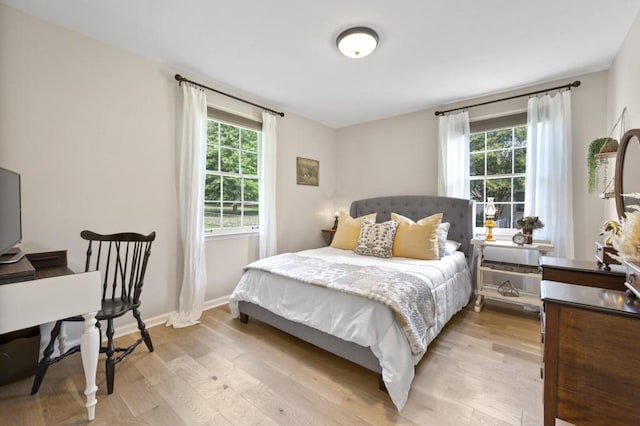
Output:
[81,231,155,305]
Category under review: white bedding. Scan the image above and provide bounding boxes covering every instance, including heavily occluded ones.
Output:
[228,246,473,410]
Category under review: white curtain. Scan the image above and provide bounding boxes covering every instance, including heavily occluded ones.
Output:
[259,111,277,258]
[167,84,207,328]
[526,90,574,258]
[438,111,470,199]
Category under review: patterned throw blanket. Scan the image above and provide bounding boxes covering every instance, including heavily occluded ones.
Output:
[244,253,436,354]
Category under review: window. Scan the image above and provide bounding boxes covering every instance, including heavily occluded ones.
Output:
[204,112,261,234]
[470,116,527,229]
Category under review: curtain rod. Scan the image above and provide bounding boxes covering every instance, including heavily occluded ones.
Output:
[434,80,581,117]
[174,74,285,117]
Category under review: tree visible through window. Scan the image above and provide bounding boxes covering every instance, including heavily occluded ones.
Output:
[204,119,260,232]
[470,125,527,228]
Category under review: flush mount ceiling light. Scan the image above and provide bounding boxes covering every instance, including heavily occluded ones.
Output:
[336,27,379,59]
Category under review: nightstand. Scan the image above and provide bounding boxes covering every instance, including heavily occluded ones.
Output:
[471,238,554,312]
[321,228,336,245]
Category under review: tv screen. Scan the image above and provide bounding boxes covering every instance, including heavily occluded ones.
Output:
[0,167,22,259]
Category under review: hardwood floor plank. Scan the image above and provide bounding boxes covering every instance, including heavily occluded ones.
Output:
[206,386,270,426]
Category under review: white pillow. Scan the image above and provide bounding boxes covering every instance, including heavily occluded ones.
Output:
[437,222,450,257]
[444,240,461,256]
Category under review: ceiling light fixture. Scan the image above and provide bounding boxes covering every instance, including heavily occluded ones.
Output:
[336,27,379,59]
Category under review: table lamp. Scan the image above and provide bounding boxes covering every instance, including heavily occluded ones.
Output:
[484,197,496,242]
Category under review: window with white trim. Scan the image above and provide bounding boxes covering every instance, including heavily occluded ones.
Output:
[470,114,527,229]
[204,110,261,234]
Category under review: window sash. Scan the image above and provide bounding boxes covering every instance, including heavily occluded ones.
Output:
[471,121,527,231]
[205,116,261,234]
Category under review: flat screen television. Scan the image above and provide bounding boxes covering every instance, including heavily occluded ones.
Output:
[0,167,25,264]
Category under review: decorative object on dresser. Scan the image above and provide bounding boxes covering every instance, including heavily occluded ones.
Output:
[595,220,622,270]
[541,280,640,426]
[624,261,640,298]
[471,238,553,312]
[539,256,626,292]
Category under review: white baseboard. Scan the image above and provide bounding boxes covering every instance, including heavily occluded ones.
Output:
[43,295,231,352]
[113,294,230,339]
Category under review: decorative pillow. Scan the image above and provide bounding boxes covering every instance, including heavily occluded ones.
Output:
[331,211,377,250]
[391,212,443,260]
[437,222,451,258]
[444,240,462,256]
[354,220,399,258]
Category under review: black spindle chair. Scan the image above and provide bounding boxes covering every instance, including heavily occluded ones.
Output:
[31,230,156,395]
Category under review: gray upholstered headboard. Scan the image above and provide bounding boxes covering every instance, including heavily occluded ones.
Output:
[350,195,475,263]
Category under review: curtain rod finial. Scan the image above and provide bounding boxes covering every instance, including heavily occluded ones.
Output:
[434,111,443,116]
[572,80,581,88]
[174,74,184,81]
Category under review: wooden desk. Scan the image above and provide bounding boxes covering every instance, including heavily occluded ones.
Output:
[539,256,626,291]
[0,252,101,422]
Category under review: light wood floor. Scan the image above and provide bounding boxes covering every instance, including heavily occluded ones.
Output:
[0,303,542,425]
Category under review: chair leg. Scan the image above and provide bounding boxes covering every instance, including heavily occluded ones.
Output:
[105,319,116,394]
[133,307,153,352]
[31,321,63,395]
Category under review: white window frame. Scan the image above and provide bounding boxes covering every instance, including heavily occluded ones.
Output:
[470,120,527,238]
[204,116,261,237]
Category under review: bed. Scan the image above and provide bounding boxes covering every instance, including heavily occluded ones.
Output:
[228,195,475,410]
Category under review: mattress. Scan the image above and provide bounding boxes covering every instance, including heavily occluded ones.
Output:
[228,246,473,410]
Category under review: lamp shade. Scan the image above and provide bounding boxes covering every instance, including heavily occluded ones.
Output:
[485,197,496,216]
[336,27,378,58]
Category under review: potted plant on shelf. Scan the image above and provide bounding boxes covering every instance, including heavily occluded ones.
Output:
[588,137,618,194]
[516,216,544,244]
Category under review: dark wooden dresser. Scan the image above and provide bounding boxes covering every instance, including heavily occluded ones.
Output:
[541,280,640,426]
[540,256,626,291]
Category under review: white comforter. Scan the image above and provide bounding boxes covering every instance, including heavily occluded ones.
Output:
[228,247,472,410]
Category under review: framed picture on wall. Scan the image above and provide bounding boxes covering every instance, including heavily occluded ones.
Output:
[296,157,319,186]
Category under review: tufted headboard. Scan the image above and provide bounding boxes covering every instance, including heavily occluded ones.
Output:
[350,195,475,264]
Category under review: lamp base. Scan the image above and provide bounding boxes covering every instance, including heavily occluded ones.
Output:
[484,219,496,242]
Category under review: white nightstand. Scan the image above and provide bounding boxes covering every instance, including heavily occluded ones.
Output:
[471,238,554,312]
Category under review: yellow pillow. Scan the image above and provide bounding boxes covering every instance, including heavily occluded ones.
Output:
[391,212,443,260]
[331,211,377,250]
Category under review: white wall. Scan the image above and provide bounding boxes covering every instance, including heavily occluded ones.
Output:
[608,10,640,130]
[0,5,337,321]
[606,11,640,224]
[335,110,433,210]
[336,72,609,261]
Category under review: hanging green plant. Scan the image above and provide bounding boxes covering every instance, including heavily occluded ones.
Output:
[588,138,612,193]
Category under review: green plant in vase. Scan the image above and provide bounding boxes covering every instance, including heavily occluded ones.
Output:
[587,137,614,193]
[516,216,544,244]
